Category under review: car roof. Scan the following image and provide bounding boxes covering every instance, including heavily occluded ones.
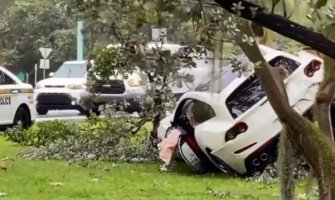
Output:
[63,60,93,64]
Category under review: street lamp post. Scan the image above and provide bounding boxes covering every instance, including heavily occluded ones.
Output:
[77,21,84,60]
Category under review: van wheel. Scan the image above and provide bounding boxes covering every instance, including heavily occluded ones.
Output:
[14,107,31,129]
[36,108,48,115]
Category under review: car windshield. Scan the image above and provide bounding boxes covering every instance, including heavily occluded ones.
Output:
[53,63,87,78]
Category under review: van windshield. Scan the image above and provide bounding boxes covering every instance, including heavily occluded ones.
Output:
[53,63,88,78]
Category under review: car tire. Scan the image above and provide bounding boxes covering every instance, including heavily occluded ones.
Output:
[124,101,143,114]
[13,107,31,129]
[83,108,101,118]
[36,108,48,115]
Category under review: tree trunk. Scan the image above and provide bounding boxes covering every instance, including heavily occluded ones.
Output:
[311,23,335,141]
[237,21,335,200]
[278,126,296,200]
[313,24,335,198]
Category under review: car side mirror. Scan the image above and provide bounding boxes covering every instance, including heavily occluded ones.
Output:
[49,72,55,77]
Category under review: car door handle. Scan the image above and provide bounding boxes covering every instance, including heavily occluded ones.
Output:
[11,89,19,94]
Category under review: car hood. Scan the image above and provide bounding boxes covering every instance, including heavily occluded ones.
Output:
[19,83,34,89]
[37,77,86,86]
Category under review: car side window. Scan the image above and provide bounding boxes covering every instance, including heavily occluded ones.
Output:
[226,75,266,119]
[268,56,301,76]
[176,99,215,127]
[0,71,15,85]
[191,100,216,125]
[225,56,301,119]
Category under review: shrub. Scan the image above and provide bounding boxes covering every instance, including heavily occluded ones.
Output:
[13,114,158,164]
[4,120,80,147]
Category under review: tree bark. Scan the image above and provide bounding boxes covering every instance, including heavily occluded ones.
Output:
[314,55,335,142]
[278,126,296,200]
[313,25,335,198]
[311,21,335,143]
[214,0,335,59]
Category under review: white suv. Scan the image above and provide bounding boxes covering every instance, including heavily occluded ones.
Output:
[0,66,35,131]
[81,67,150,113]
[157,45,323,175]
[34,60,90,115]
[81,42,217,113]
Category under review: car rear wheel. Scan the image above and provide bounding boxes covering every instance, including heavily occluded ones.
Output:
[36,108,48,115]
[14,107,31,129]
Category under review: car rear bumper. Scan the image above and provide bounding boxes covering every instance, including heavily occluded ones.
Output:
[210,134,280,175]
[87,92,145,103]
[243,134,279,175]
[80,94,143,112]
[36,92,86,111]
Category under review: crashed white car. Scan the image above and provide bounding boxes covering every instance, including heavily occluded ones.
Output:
[157,45,323,176]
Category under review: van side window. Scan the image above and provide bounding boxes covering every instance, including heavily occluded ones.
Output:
[0,71,15,85]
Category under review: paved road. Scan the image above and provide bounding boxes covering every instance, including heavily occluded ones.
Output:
[35,110,87,122]
[35,110,139,122]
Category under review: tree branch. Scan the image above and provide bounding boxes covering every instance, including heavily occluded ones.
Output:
[214,0,335,59]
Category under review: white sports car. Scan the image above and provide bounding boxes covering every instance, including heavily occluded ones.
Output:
[157,45,324,176]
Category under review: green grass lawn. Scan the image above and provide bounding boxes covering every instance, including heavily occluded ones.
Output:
[0,136,280,200]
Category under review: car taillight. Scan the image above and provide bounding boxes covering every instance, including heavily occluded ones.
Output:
[225,122,248,142]
[304,60,321,78]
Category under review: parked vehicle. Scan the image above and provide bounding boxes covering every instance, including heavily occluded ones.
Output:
[81,66,149,113]
[81,42,217,113]
[0,66,35,131]
[34,60,91,115]
[157,45,324,176]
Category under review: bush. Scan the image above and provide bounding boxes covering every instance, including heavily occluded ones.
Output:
[4,120,80,147]
[11,115,158,164]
